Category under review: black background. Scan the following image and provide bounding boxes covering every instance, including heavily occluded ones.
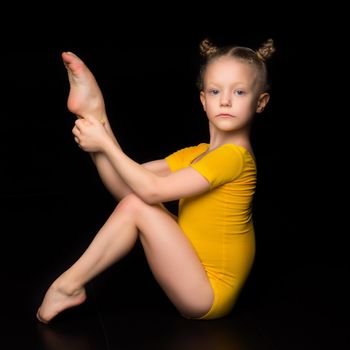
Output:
[0,5,348,349]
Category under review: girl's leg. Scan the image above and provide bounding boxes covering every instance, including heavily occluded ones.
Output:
[62,51,106,122]
[37,194,214,323]
[62,51,117,142]
[62,52,133,200]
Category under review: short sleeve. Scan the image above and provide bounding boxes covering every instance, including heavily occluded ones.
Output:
[190,144,244,189]
[165,148,187,172]
[165,144,208,172]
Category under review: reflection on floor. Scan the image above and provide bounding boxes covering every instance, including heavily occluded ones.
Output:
[1,194,348,349]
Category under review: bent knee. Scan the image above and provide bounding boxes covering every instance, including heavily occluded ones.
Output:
[114,193,147,216]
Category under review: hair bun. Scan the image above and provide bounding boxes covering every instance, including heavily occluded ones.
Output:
[256,38,275,61]
[199,38,218,58]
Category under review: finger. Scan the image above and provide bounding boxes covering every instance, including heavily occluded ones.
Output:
[75,118,85,129]
[72,126,80,136]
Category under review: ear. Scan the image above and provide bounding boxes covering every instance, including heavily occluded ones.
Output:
[200,91,206,111]
[256,92,270,113]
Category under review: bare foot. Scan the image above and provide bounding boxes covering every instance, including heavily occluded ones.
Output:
[62,51,107,122]
[36,283,87,324]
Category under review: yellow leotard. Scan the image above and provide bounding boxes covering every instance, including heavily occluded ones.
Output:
[165,143,256,320]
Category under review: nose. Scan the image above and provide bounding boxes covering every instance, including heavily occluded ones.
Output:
[220,100,231,107]
[220,93,232,107]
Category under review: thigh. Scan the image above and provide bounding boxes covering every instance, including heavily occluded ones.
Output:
[124,194,214,318]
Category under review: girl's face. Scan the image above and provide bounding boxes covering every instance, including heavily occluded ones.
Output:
[200,56,269,133]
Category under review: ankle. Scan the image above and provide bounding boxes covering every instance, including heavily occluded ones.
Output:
[53,277,84,296]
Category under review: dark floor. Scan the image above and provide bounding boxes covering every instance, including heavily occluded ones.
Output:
[1,193,348,349]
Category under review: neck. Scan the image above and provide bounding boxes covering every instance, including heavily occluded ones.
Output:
[208,123,252,151]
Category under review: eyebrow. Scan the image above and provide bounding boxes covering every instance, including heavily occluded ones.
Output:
[205,81,251,88]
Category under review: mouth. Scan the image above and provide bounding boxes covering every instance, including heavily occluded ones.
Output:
[216,113,234,118]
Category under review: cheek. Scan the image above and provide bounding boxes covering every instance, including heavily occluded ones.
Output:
[247,98,259,110]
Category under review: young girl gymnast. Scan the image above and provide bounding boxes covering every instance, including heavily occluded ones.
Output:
[36,37,275,322]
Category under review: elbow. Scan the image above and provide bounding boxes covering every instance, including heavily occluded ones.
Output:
[138,189,162,205]
[136,178,163,205]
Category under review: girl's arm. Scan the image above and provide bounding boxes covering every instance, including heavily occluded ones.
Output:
[74,117,210,204]
[102,138,210,204]
[90,152,172,201]
[88,120,171,201]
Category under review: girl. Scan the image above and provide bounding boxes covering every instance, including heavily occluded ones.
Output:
[37,38,275,322]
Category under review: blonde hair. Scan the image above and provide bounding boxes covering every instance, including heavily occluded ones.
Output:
[197,38,276,92]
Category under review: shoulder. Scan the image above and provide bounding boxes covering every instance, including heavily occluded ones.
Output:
[165,143,208,170]
[190,144,246,189]
[178,143,208,154]
[214,144,256,167]
[199,143,245,165]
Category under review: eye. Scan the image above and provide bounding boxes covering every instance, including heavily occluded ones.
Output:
[208,88,219,95]
[234,90,246,96]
